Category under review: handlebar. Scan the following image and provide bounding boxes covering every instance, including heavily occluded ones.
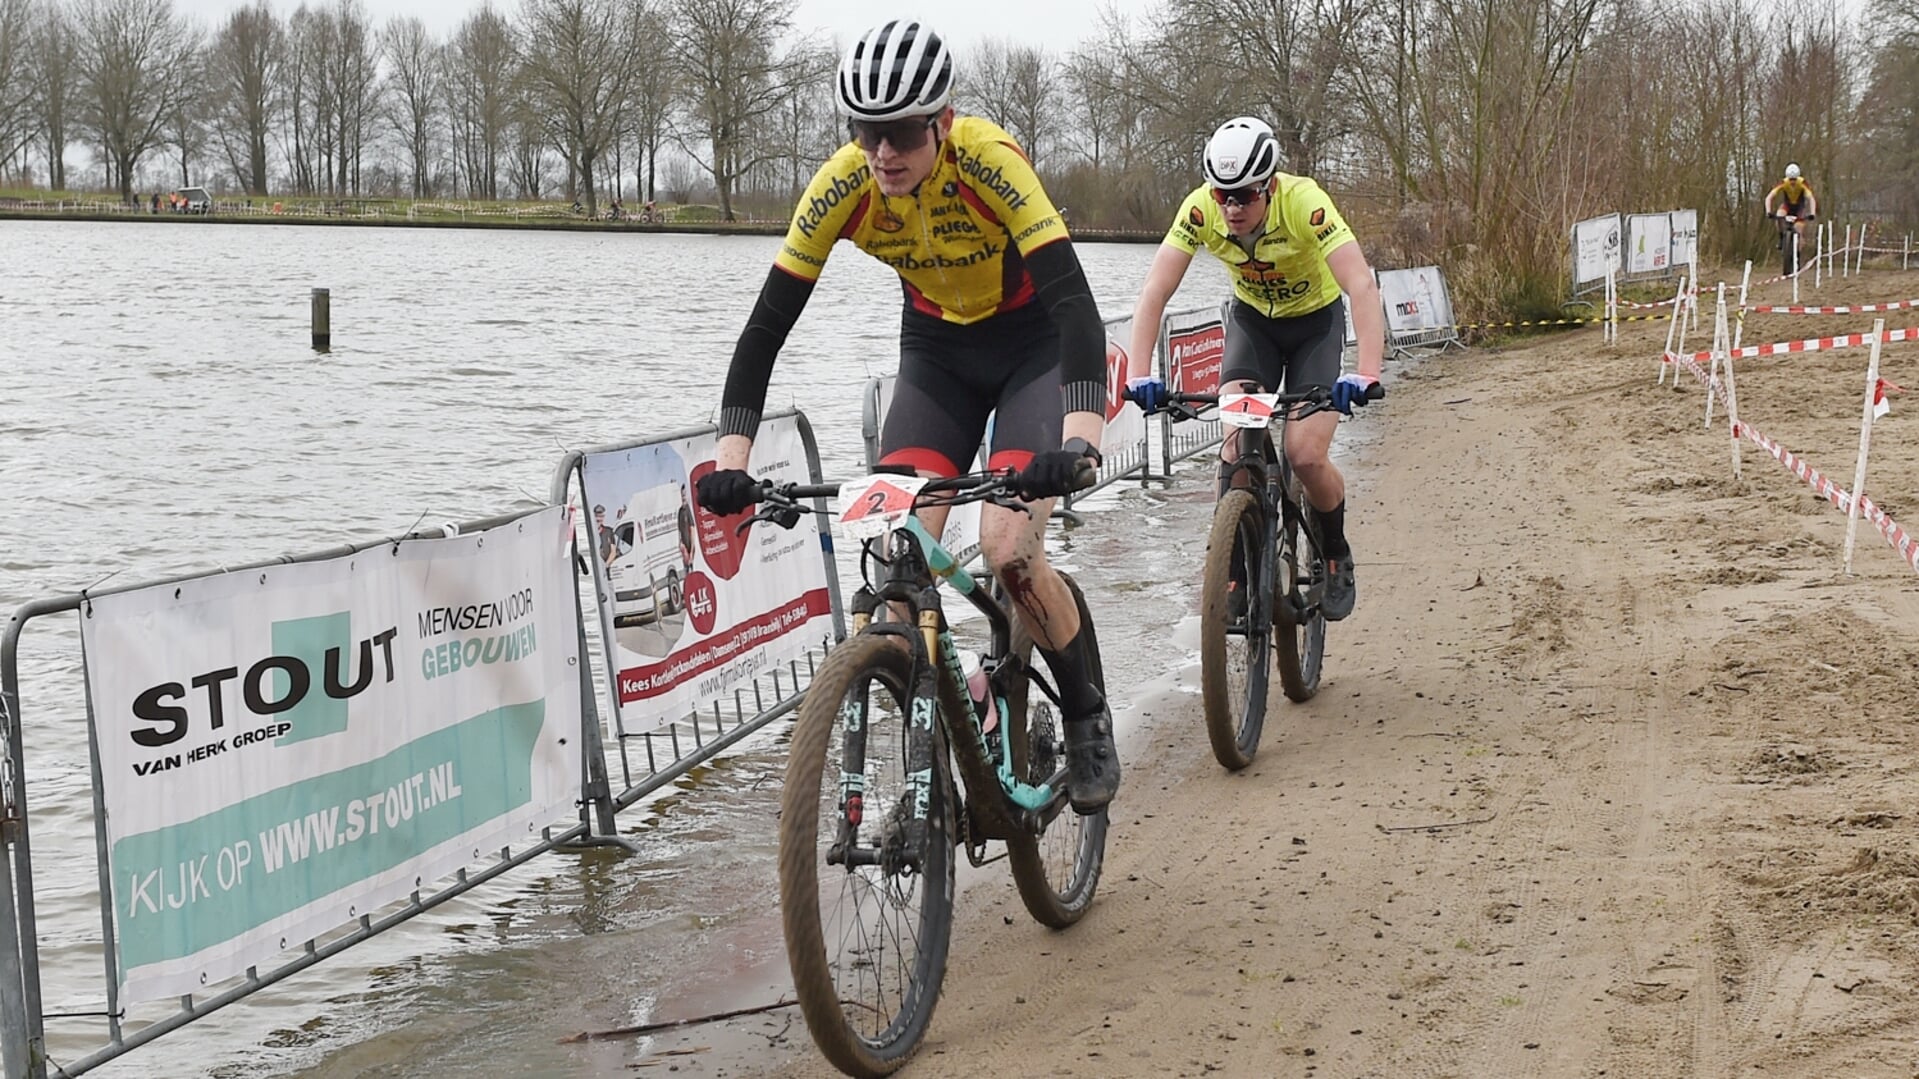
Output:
[1124,382,1385,424]
[736,468,1086,532]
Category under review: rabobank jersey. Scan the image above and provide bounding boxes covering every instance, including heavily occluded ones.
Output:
[1164,175,1354,319]
[773,117,1070,324]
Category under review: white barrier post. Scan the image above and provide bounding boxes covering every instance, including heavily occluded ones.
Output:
[1707,283,1728,427]
[1733,260,1752,352]
[1723,348,1743,481]
[1843,224,1853,278]
[1659,275,1687,385]
[1605,264,1616,345]
[1792,230,1801,304]
[1688,257,1701,333]
[1843,319,1886,575]
[1856,225,1867,275]
[1906,233,1911,271]
[1815,222,1824,288]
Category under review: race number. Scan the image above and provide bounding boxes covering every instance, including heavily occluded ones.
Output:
[836,475,929,540]
[1218,393,1280,429]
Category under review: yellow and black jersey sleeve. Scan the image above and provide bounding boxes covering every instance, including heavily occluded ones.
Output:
[948,117,1069,255]
[1279,177,1353,259]
[774,145,872,282]
[1163,187,1216,254]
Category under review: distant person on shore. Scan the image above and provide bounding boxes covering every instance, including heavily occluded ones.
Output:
[694,18,1122,810]
[1123,116,1385,621]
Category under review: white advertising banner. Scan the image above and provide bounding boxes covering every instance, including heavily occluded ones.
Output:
[1670,209,1699,268]
[1165,306,1227,394]
[81,506,583,1003]
[1377,266,1457,341]
[1627,213,1673,275]
[582,414,834,734]
[1573,213,1623,286]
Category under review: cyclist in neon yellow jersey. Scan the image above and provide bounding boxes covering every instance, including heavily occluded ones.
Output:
[1125,117,1386,620]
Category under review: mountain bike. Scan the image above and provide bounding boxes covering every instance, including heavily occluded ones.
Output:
[1144,384,1381,770]
[737,470,1109,1077]
[1776,212,1812,279]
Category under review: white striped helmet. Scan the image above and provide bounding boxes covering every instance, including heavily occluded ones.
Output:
[1204,117,1280,189]
[837,20,954,122]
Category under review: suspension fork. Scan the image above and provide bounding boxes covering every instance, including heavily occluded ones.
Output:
[828,586,882,867]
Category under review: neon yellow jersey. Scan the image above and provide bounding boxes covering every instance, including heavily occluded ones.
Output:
[1770,178,1813,206]
[773,116,1070,324]
[1163,175,1354,319]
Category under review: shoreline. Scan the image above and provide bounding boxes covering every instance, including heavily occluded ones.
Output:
[0,208,1161,243]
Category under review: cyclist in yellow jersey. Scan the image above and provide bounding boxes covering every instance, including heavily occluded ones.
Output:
[696,20,1120,811]
[1125,117,1385,621]
[1765,162,1818,249]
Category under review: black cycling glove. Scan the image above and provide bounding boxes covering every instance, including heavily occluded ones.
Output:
[695,469,760,515]
[1016,438,1102,500]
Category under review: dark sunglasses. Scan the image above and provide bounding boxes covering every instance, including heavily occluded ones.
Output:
[1210,183,1268,208]
[849,116,939,153]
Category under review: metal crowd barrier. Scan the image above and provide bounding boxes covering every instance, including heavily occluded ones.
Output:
[0,508,617,1079]
[549,408,845,817]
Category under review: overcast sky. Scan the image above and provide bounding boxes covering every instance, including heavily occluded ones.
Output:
[164,0,1150,53]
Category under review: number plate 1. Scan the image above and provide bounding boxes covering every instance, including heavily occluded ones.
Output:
[1218,393,1280,429]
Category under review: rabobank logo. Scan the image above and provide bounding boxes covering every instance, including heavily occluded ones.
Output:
[126,613,399,770]
[955,148,1030,212]
[795,166,873,238]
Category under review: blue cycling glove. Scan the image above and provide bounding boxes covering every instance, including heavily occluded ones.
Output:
[1331,373,1379,416]
[1125,375,1169,415]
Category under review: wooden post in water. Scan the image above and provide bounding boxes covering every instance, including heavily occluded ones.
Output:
[311,288,331,352]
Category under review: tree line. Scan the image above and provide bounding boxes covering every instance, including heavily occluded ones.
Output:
[0,0,1911,307]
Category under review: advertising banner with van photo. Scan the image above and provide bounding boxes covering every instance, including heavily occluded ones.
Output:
[580,413,834,734]
[79,506,583,1002]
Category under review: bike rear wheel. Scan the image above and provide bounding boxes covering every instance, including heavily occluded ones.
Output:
[779,634,955,1077]
[1004,571,1109,927]
[1200,489,1270,770]
[1274,481,1327,702]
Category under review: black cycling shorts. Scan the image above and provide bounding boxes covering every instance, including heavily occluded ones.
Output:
[879,300,1062,477]
[1220,297,1345,394]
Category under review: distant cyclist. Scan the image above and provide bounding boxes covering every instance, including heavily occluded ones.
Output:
[1765,163,1818,247]
[694,20,1120,810]
[1124,117,1386,621]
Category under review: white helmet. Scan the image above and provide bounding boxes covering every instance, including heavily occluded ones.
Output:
[1785,162,1802,179]
[1203,117,1281,189]
[837,20,953,122]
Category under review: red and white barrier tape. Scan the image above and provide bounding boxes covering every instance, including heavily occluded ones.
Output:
[1665,350,1919,576]
[1661,325,1919,365]
[1748,297,1919,314]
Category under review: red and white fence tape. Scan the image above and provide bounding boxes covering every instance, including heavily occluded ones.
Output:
[1665,349,1919,576]
[1748,298,1919,314]
[1662,325,1919,365]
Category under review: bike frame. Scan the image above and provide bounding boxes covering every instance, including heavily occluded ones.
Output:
[1219,406,1320,623]
[833,512,1062,875]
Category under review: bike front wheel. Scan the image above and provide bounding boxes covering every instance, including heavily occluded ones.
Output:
[1274,484,1327,703]
[1004,571,1109,927]
[779,634,955,1077]
[1200,489,1271,770]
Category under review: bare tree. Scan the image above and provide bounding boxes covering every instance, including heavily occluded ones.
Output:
[76,0,199,201]
[380,15,440,197]
[207,1,279,194]
[505,79,546,197]
[670,0,821,221]
[518,0,644,217]
[316,0,376,194]
[962,39,1058,160]
[0,0,31,170]
[624,2,674,202]
[163,44,205,184]
[444,4,514,198]
[1059,40,1126,171]
[30,3,82,189]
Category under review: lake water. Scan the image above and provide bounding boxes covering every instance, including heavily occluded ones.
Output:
[0,219,1240,1077]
